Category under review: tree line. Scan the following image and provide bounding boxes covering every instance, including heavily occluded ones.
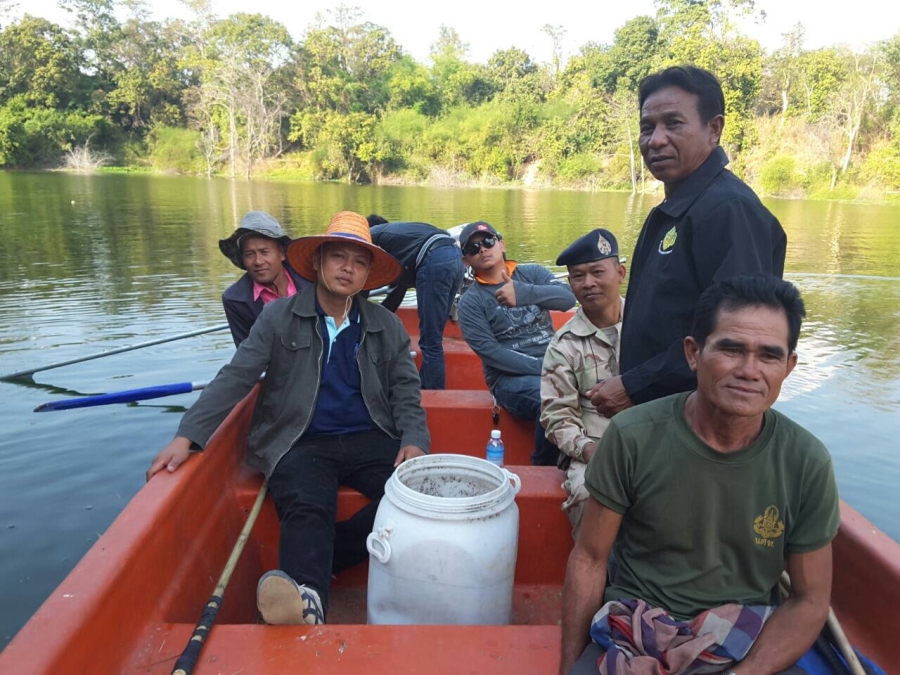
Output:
[1,0,900,197]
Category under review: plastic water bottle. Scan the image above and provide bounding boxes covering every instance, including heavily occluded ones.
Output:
[486,429,505,467]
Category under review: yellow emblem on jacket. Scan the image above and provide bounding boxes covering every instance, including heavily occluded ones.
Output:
[660,226,677,253]
[753,505,785,548]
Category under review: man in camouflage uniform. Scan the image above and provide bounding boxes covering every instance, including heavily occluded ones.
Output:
[540,229,625,534]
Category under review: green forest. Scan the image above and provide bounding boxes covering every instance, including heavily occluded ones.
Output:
[2,0,900,199]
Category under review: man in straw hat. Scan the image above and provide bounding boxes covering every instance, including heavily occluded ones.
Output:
[219,211,310,346]
[148,211,430,626]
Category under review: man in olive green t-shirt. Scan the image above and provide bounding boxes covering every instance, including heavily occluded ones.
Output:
[559,275,840,675]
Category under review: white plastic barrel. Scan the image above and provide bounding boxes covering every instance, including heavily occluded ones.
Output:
[366,453,521,625]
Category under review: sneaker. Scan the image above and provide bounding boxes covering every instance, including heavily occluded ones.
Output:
[256,570,325,625]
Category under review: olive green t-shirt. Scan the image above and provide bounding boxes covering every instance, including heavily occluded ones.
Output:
[584,392,840,620]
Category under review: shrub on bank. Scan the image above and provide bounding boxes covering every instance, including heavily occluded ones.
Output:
[148,126,204,175]
[760,155,798,196]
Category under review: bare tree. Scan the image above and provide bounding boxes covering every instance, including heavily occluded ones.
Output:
[541,24,566,81]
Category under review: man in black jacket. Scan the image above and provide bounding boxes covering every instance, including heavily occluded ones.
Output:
[366,215,464,389]
[590,66,786,417]
[219,211,310,346]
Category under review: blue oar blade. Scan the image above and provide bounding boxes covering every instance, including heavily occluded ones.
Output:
[34,381,198,412]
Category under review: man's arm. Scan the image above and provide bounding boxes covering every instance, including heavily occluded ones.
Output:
[734,546,832,675]
[175,313,273,445]
[458,294,544,377]
[386,322,431,454]
[515,266,577,311]
[380,283,409,313]
[693,200,787,287]
[559,498,623,675]
[222,294,253,347]
[541,342,594,462]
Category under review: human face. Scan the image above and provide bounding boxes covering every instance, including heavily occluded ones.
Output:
[638,86,724,194]
[567,259,625,314]
[313,241,373,297]
[463,233,505,275]
[685,305,798,420]
[241,235,286,285]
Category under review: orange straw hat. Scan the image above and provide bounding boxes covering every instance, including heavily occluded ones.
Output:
[287,211,402,291]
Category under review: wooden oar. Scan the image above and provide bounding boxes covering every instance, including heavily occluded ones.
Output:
[33,380,215,412]
[779,571,866,675]
[1,324,230,381]
[172,480,268,675]
[33,349,418,412]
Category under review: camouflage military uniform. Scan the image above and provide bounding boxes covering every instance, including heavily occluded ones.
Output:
[540,301,623,532]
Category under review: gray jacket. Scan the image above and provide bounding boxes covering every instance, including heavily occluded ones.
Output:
[177,286,430,478]
[458,263,576,389]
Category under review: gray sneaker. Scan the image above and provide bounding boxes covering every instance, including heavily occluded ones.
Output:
[256,570,325,625]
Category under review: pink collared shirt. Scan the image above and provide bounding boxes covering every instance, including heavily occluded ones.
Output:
[252,273,298,304]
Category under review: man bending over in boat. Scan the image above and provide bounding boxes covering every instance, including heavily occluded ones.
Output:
[560,275,839,675]
[366,215,464,390]
[540,229,625,537]
[457,221,576,466]
[219,211,311,347]
[148,211,429,625]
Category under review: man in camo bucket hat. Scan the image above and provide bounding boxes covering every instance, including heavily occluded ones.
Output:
[219,211,310,346]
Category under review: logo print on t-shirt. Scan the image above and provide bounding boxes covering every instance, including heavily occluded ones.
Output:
[753,505,785,547]
[659,226,677,255]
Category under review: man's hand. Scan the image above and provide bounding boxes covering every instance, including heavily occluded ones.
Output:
[495,269,517,308]
[580,441,597,464]
[394,445,426,467]
[146,437,193,481]
[587,376,634,417]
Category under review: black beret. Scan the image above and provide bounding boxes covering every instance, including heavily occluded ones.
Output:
[556,229,620,267]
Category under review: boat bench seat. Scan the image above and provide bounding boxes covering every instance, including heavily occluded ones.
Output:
[421,389,538,464]
[409,336,487,390]
[234,465,571,591]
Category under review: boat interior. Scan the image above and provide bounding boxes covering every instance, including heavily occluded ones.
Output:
[1,308,898,674]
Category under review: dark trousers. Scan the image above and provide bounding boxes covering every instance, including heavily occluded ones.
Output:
[415,244,464,390]
[267,430,400,614]
[491,373,560,466]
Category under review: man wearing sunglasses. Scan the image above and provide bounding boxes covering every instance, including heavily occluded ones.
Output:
[457,221,577,465]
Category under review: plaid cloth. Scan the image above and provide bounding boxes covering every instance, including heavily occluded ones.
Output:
[589,599,776,675]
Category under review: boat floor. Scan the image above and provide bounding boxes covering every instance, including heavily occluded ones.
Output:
[135,623,562,673]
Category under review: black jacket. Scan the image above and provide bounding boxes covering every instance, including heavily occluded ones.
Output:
[369,222,455,311]
[620,147,787,404]
[222,263,310,346]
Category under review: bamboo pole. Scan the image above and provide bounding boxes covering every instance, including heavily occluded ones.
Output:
[171,481,268,675]
[779,571,866,675]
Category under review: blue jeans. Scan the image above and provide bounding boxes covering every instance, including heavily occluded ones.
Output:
[267,430,400,615]
[415,244,464,390]
[491,374,560,466]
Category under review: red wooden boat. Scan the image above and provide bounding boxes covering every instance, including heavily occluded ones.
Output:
[1,308,897,674]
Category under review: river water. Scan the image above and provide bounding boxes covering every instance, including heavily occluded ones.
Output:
[0,171,898,646]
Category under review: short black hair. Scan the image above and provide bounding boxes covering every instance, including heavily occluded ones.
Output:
[638,66,725,124]
[692,275,806,354]
[366,214,389,227]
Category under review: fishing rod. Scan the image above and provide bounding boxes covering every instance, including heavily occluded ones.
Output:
[1,324,230,382]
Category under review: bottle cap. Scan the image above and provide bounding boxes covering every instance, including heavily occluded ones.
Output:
[491,429,501,439]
